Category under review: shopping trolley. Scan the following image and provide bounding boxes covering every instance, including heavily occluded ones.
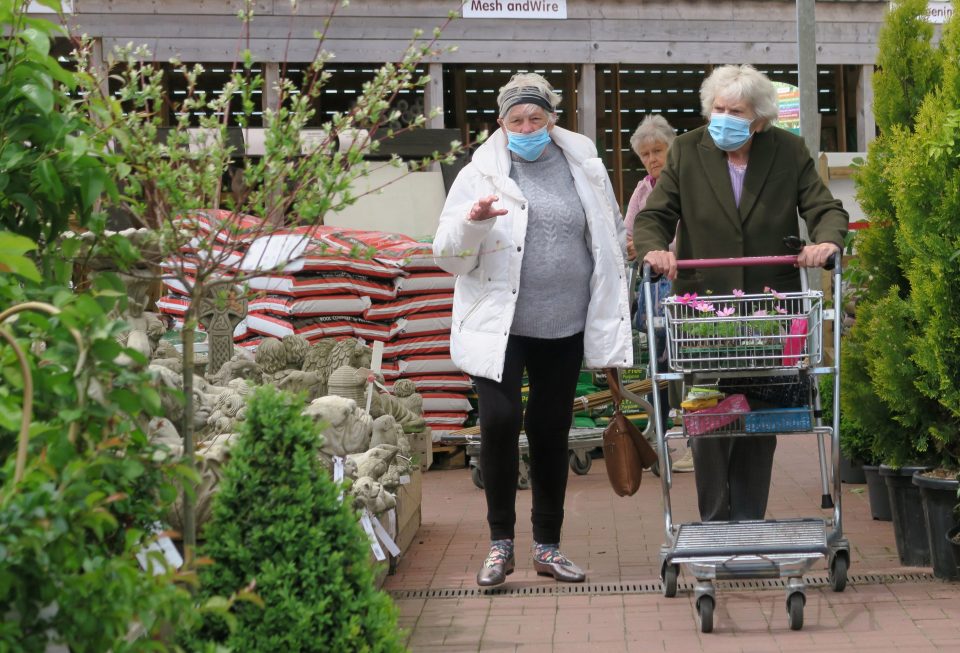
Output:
[632,254,849,633]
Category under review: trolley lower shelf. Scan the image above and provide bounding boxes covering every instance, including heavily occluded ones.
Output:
[667,518,829,579]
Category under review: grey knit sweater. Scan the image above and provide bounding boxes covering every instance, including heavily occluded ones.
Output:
[508,141,594,338]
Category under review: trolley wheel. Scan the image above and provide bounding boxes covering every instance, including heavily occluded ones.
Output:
[662,564,679,598]
[829,554,849,592]
[697,595,714,633]
[787,592,805,631]
[470,465,484,489]
[569,451,592,475]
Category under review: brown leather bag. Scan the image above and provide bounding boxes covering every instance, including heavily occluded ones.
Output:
[602,369,660,497]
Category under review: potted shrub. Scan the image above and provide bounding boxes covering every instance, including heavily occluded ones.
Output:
[187,386,406,651]
[848,0,960,573]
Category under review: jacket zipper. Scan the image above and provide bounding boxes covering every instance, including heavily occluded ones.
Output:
[458,293,489,333]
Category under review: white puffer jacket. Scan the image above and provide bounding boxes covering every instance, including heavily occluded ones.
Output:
[433,126,634,382]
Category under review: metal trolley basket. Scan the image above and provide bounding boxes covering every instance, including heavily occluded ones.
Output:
[636,254,849,633]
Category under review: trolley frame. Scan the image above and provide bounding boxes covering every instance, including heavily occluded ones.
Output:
[624,254,850,633]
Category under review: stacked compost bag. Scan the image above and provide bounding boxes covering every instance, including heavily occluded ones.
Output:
[156,211,474,438]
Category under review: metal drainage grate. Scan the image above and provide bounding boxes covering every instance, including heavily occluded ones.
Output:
[388,571,936,600]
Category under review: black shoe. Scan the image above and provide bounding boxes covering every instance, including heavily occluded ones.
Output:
[477,539,515,587]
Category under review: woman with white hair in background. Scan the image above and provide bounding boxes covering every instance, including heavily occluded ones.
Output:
[623,114,676,261]
[623,114,695,474]
[433,72,632,587]
[634,64,848,523]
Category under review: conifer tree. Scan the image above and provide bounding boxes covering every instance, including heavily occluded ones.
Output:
[192,386,406,652]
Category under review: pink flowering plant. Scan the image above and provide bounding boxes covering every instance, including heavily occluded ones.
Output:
[665,288,793,345]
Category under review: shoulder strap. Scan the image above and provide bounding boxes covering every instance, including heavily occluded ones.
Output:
[605,368,623,411]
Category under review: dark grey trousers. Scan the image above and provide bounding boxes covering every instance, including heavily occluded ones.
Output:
[690,435,777,521]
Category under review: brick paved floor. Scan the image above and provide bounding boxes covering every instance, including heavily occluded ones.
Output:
[385,437,960,651]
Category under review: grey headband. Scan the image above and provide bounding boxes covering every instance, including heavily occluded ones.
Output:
[498,85,555,117]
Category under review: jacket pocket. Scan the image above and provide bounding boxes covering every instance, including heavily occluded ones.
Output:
[458,292,490,333]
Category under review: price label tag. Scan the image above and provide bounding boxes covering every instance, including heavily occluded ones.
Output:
[370,511,401,557]
[136,522,184,574]
[360,510,387,561]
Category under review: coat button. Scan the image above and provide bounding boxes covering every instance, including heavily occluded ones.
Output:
[521,203,526,210]
[517,246,522,252]
[512,289,517,294]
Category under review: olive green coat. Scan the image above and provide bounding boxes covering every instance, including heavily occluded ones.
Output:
[633,125,848,295]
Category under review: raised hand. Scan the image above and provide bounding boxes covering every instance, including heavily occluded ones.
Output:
[469,195,509,222]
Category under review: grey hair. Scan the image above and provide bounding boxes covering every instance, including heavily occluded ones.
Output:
[497,72,561,120]
[699,64,779,130]
[629,114,676,155]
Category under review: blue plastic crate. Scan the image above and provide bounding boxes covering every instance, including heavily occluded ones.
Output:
[744,407,812,433]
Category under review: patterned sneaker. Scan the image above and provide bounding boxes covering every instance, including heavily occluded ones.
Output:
[532,542,586,583]
[477,539,515,587]
[671,448,695,473]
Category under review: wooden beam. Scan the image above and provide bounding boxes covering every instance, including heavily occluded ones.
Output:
[563,64,577,133]
[856,64,876,150]
[97,36,880,66]
[262,61,280,114]
[577,63,596,146]
[69,14,884,44]
[612,63,623,207]
[453,66,468,146]
[89,38,110,101]
[836,64,847,152]
[423,62,444,129]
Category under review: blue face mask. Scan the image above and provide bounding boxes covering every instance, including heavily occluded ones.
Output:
[708,113,754,151]
[506,126,552,161]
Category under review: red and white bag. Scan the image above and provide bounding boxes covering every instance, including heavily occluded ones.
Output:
[382,335,450,358]
[421,392,474,412]
[248,273,396,300]
[396,312,452,338]
[248,294,371,317]
[363,293,453,321]
[423,411,469,427]
[247,313,359,340]
[239,231,404,279]
[397,354,461,376]
[394,271,455,296]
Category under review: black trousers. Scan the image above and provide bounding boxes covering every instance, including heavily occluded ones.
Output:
[690,435,777,521]
[472,332,584,544]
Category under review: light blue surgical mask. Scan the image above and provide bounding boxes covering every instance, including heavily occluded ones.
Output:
[506,126,552,161]
[708,113,755,151]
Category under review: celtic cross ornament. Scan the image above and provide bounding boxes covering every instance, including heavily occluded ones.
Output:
[196,288,247,376]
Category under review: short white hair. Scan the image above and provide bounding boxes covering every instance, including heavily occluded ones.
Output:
[700,64,779,129]
[497,72,561,120]
[629,114,676,156]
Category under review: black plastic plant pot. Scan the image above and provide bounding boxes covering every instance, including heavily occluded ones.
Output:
[913,472,960,581]
[949,525,960,576]
[862,465,891,521]
[840,454,867,484]
[880,465,932,567]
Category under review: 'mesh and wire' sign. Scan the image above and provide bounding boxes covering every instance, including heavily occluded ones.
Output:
[462,0,567,19]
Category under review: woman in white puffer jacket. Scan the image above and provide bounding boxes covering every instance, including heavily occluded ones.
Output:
[433,72,633,588]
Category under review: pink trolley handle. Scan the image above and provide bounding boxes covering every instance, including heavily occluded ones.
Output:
[675,255,799,270]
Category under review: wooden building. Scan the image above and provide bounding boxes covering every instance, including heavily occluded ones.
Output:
[53,0,891,203]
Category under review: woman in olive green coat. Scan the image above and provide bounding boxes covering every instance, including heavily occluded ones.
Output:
[633,64,848,522]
